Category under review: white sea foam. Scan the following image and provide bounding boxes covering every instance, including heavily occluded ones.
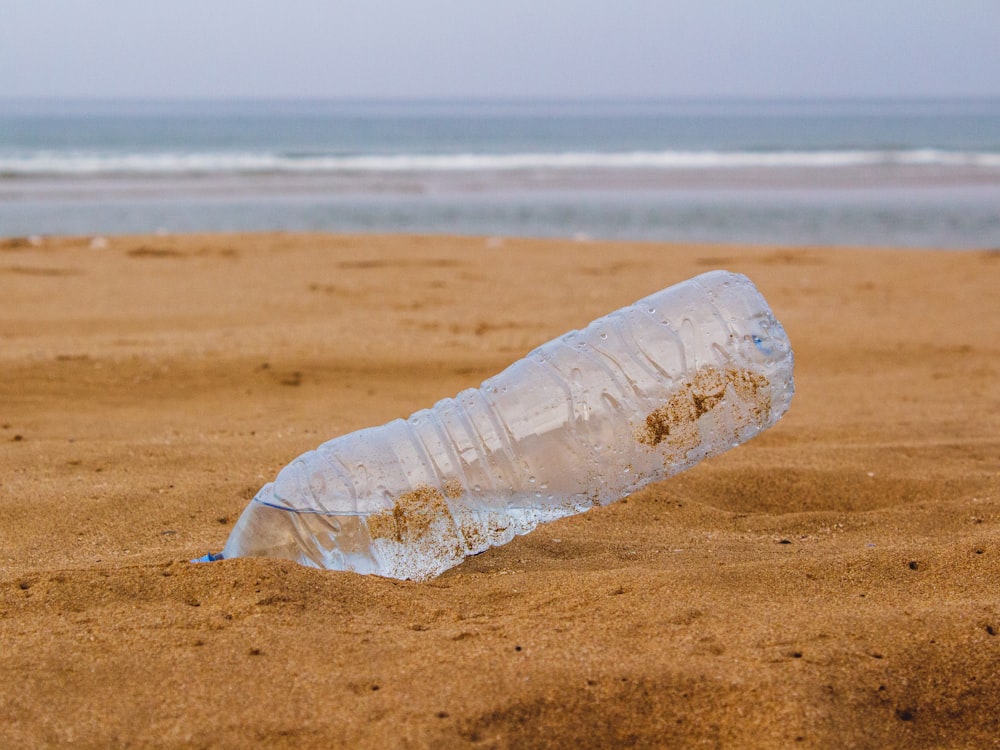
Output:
[2,149,1000,176]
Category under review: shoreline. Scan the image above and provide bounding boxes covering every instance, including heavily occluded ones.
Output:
[4,181,1000,250]
[6,162,1000,198]
[2,233,999,747]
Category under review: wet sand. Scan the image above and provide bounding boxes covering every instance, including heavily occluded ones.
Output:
[1,233,998,748]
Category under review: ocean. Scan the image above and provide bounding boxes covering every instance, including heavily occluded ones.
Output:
[2,98,999,248]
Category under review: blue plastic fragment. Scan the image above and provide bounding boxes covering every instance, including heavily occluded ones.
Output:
[191,552,224,563]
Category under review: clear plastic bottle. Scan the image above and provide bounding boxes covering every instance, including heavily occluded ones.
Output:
[209,270,794,580]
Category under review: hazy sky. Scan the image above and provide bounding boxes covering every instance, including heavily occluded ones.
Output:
[2,1,999,99]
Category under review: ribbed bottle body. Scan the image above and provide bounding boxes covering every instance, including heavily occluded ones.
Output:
[220,270,794,580]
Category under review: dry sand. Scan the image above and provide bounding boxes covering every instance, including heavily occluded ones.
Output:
[1,233,998,748]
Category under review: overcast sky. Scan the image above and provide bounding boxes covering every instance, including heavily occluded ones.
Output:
[1,1,998,100]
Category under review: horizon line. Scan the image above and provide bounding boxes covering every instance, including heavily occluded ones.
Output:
[3,94,1000,104]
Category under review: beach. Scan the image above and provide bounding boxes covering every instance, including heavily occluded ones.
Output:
[1,232,999,748]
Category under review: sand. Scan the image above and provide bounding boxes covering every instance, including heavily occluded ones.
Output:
[1,233,998,748]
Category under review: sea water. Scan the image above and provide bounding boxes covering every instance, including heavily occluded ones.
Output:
[1,98,999,247]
